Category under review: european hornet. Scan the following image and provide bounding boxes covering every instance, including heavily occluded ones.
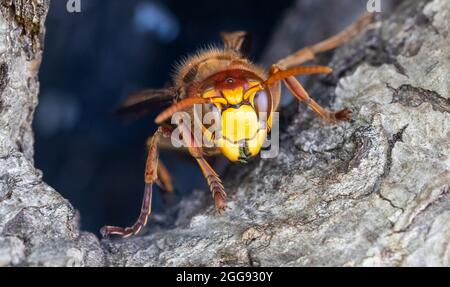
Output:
[101,13,373,238]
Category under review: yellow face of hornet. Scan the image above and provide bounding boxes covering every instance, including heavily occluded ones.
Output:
[202,82,272,162]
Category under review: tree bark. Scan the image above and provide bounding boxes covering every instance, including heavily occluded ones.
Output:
[0,0,104,266]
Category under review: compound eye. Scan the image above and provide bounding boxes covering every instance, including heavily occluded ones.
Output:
[252,89,271,116]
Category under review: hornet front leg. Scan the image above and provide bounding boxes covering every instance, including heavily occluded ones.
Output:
[270,12,374,122]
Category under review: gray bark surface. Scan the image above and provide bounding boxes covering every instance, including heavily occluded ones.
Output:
[0,0,449,266]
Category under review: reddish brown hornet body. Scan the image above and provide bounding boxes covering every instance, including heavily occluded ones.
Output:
[101,13,374,238]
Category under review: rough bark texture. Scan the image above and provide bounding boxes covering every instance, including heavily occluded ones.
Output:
[1,0,449,266]
[0,0,104,266]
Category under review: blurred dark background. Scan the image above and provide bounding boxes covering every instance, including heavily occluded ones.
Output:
[35,0,295,234]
